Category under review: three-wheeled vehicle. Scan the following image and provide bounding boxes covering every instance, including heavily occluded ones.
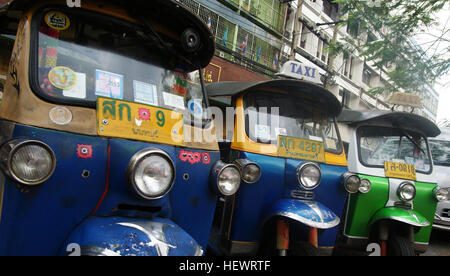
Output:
[335,109,448,256]
[207,79,359,256]
[0,0,242,256]
[428,128,450,231]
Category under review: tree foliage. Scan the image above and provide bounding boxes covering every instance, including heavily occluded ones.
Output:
[331,0,449,95]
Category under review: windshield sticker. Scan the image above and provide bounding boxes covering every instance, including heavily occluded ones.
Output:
[49,106,72,125]
[63,72,86,99]
[133,80,158,106]
[254,125,271,141]
[309,135,324,142]
[188,99,204,119]
[48,66,77,90]
[97,97,184,146]
[163,92,185,110]
[278,136,326,163]
[384,161,417,181]
[95,70,124,99]
[275,127,287,137]
[45,11,71,31]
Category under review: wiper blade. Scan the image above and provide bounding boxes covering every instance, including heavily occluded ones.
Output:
[137,16,194,69]
[399,128,426,155]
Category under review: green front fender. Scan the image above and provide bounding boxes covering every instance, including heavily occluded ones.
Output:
[368,207,430,228]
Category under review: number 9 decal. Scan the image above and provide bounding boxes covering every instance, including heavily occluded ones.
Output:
[156,110,165,127]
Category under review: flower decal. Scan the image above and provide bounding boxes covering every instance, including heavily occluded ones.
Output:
[138,108,151,121]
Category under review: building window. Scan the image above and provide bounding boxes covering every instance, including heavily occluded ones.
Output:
[323,0,339,21]
[346,20,360,38]
[362,64,373,86]
[342,53,353,79]
[316,39,329,64]
[339,89,352,109]
[299,23,309,49]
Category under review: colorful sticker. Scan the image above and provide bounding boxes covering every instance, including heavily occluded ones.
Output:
[63,72,86,99]
[97,97,184,146]
[77,145,93,159]
[278,136,326,163]
[48,66,77,90]
[163,92,185,110]
[202,153,211,165]
[255,125,271,141]
[45,11,71,31]
[133,80,158,106]
[95,70,124,99]
[188,99,204,119]
[49,106,72,125]
[179,151,211,165]
[179,150,201,165]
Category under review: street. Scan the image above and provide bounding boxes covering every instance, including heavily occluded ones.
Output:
[422,229,450,256]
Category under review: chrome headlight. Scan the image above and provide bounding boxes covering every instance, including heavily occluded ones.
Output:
[359,179,372,194]
[0,139,56,186]
[234,159,261,184]
[211,161,241,196]
[127,148,175,200]
[297,163,321,190]
[433,187,449,202]
[397,182,416,201]
[341,172,361,194]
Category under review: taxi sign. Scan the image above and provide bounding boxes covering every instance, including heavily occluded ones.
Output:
[384,161,416,181]
[278,136,326,163]
[97,97,184,146]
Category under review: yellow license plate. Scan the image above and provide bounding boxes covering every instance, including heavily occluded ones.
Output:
[97,97,184,146]
[278,136,326,163]
[384,161,416,180]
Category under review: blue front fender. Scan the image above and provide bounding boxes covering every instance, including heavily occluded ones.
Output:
[263,199,340,229]
[62,217,203,256]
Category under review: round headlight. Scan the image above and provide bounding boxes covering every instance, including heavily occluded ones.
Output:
[297,163,321,190]
[127,148,175,200]
[342,173,361,194]
[211,161,241,196]
[433,187,449,202]
[397,182,416,201]
[218,165,241,196]
[234,159,261,184]
[0,139,56,186]
[359,179,372,194]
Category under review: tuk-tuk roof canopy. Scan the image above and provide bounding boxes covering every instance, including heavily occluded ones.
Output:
[0,0,215,69]
[338,109,441,137]
[206,79,342,117]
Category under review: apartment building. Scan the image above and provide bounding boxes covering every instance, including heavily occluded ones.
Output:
[179,0,439,125]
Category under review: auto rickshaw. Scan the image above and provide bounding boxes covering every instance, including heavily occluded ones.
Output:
[206,79,359,256]
[428,128,450,231]
[335,109,448,256]
[0,0,242,256]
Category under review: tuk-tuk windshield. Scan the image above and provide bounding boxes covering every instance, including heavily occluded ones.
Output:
[244,91,342,154]
[358,126,432,173]
[35,9,207,123]
[429,140,450,167]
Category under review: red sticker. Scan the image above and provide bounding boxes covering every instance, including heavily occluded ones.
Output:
[77,145,93,159]
[179,150,210,165]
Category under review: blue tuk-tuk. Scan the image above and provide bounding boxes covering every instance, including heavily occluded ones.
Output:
[0,0,242,256]
[207,79,361,255]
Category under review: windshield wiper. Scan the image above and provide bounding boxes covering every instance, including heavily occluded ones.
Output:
[399,128,426,155]
[137,16,195,69]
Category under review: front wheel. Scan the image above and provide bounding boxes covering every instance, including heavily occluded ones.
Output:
[387,236,415,256]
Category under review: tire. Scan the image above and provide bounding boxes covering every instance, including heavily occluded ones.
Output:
[387,235,415,256]
[289,241,322,256]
